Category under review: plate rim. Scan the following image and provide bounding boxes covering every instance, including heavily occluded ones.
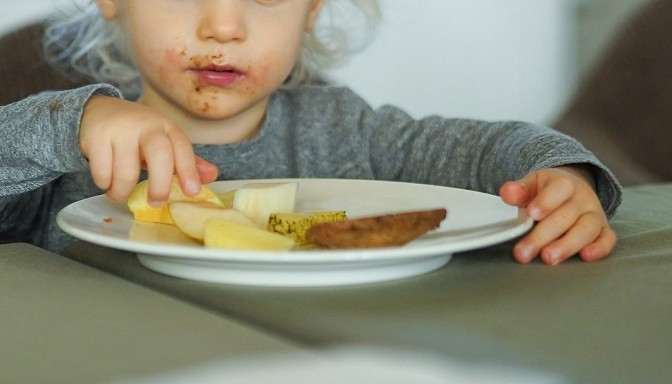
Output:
[56,178,534,265]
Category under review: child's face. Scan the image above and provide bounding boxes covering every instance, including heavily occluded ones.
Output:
[96,0,323,121]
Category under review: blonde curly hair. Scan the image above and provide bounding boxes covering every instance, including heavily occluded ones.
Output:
[42,0,381,99]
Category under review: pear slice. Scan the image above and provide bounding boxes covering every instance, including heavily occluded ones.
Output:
[168,201,255,241]
[204,218,295,251]
[232,182,298,228]
[216,189,237,208]
[127,176,222,225]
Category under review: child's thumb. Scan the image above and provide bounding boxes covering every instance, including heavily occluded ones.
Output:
[195,156,219,184]
[499,173,538,207]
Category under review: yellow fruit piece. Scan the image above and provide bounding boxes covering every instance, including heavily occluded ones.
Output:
[168,201,255,241]
[128,222,201,246]
[267,211,348,245]
[127,177,222,225]
[204,218,295,251]
[216,190,236,208]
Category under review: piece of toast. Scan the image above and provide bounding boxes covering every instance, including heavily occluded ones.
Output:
[306,208,447,249]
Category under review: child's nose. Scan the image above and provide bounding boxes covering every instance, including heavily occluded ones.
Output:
[197,1,247,43]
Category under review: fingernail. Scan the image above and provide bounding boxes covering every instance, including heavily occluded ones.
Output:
[149,200,164,208]
[529,206,542,221]
[546,249,562,266]
[516,243,534,263]
[184,180,200,195]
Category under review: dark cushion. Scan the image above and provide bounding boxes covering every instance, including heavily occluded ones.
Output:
[553,0,672,185]
[0,22,86,106]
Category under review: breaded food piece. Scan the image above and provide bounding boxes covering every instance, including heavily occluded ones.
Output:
[267,211,347,245]
[307,208,447,249]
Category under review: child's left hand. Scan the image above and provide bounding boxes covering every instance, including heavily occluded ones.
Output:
[499,166,617,265]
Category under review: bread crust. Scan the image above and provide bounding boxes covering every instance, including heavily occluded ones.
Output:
[306,208,447,249]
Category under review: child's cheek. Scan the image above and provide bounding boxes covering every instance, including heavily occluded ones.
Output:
[165,47,186,67]
[248,59,288,91]
[164,47,185,65]
[155,48,185,83]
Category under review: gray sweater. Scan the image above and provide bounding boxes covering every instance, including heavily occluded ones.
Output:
[0,84,622,252]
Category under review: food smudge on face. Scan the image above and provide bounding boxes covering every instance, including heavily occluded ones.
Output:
[187,77,223,114]
[189,53,226,68]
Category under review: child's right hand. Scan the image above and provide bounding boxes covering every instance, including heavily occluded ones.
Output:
[79,95,218,206]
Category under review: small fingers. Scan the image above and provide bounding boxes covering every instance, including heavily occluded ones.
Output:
[508,166,615,265]
[195,156,219,184]
[537,212,602,265]
[106,139,141,201]
[578,226,617,262]
[86,141,114,192]
[80,97,203,203]
[141,131,177,206]
[513,199,583,263]
[526,176,574,221]
[514,211,613,265]
[499,181,532,207]
[166,128,201,197]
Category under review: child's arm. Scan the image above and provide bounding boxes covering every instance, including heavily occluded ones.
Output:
[79,95,218,205]
[0,85,121,242]
[0,85,119,198]
[499,165,617,265]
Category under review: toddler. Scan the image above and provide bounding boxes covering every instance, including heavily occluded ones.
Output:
[0,0,621,265]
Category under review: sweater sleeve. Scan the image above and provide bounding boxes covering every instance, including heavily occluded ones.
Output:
[361,105,622,218]
[0,84,122,241]
[0,84,121,196]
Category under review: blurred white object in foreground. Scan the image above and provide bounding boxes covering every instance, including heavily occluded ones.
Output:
[116,346,565,384]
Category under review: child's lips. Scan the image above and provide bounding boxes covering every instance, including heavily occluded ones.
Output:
[193,65,245,86]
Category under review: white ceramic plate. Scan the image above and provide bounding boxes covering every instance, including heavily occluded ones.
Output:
[57,179,533,287]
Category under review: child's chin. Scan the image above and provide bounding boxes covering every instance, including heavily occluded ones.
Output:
[185,105,239,120]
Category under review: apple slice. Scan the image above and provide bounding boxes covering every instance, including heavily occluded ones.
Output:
[232,182,298,228]
[168,201,255,241]
[204,218,295,251]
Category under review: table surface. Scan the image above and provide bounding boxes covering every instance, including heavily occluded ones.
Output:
[5,183,672,383]
[0,243,308,384]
